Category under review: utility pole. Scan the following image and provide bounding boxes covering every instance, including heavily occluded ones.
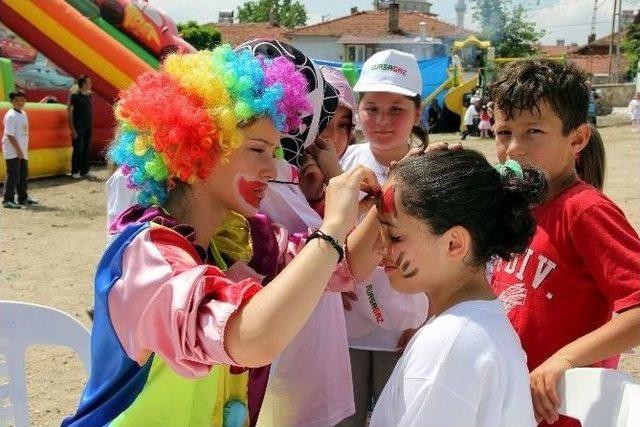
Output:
[588,0,598,75]
[589,0,597,44]
[613,0,622,83]
[607,0,617,81]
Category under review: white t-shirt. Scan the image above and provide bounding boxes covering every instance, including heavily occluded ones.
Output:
[370,299,536,427]
[256,158,355,427]
[256,292,354,427]
[2,108,29,160]
[340,143,429,351]
[106,167,137,243]
[464,104,478,126]
[628,99,640,120]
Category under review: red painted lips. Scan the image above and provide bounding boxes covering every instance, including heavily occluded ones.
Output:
[238,177,267,208]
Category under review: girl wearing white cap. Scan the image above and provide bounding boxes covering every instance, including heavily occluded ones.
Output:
[332,49,430,427]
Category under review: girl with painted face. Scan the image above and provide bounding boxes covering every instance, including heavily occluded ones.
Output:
[370,150,543,427]
[300,65,357,211]
[62,47,378,427]
[335,49,429,427]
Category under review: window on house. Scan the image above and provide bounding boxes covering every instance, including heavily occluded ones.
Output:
[365,45,375,60]
[347,45,365,63]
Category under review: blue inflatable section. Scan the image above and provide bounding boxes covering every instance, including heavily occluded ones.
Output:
[313,56,450,107]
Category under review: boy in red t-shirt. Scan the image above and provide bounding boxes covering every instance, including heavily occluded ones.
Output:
[489,59,640,426]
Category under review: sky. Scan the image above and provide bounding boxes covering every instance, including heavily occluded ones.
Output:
[151,0,639,46]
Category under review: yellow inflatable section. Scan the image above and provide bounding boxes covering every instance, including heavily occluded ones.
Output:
[0,102,72,181]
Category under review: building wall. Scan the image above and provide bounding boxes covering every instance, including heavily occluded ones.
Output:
[399,0,432,13]
[378,43,444,59]
[289,36,343,62]
[593,82,636,107]
[290,36,451,62]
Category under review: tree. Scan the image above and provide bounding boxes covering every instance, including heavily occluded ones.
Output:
[177,21,221,51]
[497,5,546,58]
[621,13,640,77]
[471,0,508,46]
[237,0,307,28]
[471,0,545,58]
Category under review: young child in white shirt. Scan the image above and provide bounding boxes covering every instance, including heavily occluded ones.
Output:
[357,149,542,427]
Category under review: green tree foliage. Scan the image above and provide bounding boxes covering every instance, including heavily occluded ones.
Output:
[237,0,308,28]
[497,5,546,57]
[177,21,222,51]
[621,13,640,77]
[472,0,545,58]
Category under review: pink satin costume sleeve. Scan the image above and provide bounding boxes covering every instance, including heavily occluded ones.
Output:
[108,226,262,378]
[271,223,355,293]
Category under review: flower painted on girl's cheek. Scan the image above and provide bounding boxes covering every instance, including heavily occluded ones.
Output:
[235,175,268,209]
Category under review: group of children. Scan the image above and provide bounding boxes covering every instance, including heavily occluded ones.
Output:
[461,97,495,140]
[59,39,640,427]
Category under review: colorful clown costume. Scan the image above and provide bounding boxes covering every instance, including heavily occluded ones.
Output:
[62,207,263,426]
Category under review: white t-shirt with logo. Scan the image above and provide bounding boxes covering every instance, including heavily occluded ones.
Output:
[340,143,428,351]
[370,299,536,427]
[2,109,29,160]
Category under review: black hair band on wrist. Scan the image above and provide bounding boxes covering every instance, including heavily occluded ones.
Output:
[307,229,344,263]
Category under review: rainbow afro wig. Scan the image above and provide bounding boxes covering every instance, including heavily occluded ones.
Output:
[108,44,312,206]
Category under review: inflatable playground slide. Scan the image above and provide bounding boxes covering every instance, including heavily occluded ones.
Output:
[0,0,193,180]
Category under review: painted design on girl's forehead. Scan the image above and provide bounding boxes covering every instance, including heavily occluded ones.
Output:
[380,186,397,217]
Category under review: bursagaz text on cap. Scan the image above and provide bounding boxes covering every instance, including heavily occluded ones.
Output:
[370,63,407,76]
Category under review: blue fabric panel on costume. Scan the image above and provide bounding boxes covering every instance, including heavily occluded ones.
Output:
[61,223,153,427]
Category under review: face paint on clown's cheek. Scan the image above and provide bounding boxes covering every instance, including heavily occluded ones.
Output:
[234,174,268,213]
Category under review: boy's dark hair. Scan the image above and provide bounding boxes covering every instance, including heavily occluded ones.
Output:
[9,90,26,101]
[577,124,606,190]
[489,59,589,135]
[77,75,90,89]
[392,149,548,266]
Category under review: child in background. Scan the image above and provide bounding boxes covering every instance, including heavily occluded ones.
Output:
[243,50,358,427]
[489,59,640,426]
[461,100,479,140]
[335,49,429,427]
[301,65,357,214]
[627,92,640,133]
[2,90,37,209]
[478,105,492,139]
[369,150,540,427]
[62,47,377,427]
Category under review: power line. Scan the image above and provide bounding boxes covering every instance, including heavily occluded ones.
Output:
[542,19,613,28]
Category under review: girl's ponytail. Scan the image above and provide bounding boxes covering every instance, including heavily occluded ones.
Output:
[576,124,606,190]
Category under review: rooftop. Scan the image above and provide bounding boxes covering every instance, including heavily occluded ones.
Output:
[285,10,472,39]
[208,23,290,47]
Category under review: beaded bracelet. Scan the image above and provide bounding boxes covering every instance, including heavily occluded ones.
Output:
[307,229,344,263]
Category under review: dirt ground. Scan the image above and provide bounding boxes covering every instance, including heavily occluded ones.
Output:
[1,117,639,426]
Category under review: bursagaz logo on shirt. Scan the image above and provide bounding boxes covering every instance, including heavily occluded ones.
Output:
[370,63,407,75]
[366,283,385,324]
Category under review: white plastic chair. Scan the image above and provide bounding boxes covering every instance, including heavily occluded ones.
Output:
[558,367,640,427]
[0,300,91,427]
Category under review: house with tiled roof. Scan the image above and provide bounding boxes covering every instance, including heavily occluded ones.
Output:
[536,31,631,81]
[284,3,473,63]
[208,22,290,47]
